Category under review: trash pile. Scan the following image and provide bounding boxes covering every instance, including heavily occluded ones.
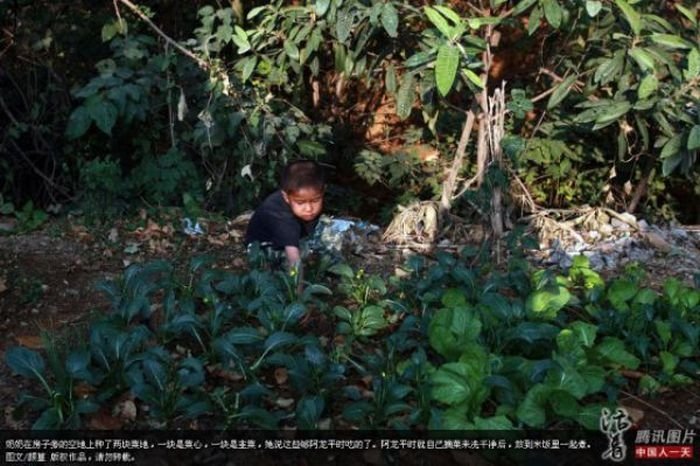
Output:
[310,215,381,256]
[526,207,700,281]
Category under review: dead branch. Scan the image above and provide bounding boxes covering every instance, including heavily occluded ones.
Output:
[115,0,210,71]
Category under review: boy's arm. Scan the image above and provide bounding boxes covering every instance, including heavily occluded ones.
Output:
[284,246,304,294]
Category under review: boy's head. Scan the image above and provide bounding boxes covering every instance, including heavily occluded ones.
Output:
[280,160,325,222]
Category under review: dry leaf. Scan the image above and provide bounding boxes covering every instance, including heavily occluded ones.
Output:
[0,277,7,294]
[102,249,113,258]
[274,368,288,385]
[15,335,43,349]
[620,405,645,425]
[206,237,225,246]
[88,409,124,430]
[74,382,96,399]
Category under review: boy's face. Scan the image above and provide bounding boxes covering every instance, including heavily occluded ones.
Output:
[282,187,324,222]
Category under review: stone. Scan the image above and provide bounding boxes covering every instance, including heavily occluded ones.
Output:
[644,232,672,252]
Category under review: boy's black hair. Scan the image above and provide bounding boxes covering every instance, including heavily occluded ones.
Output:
[280,160,325,193]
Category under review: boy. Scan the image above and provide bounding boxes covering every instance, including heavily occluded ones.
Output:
[245,160,325,281]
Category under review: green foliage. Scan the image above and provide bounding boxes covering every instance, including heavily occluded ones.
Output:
[79,158,130,223]
[6,248,699,430]
[6,337,98,429]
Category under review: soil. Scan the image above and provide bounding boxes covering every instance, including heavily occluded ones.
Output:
[0,215,698,433]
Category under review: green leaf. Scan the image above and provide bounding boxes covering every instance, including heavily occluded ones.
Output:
[660,351,678,374]
[614,0,641,36]
[296,139,326,156]
[357,305,387,336]
[527,286,571,320]
[424,6,453,39]
[396,73,415,120]
[65,350,90,378]
[592,101,631,130]
[595,337,640,369]
[639,374,661,395]
[570,321,598,348]
[686,48,700,79]
[547,74,576,109]
[314,0,330,17]
[102,23,117,42]
[432,360,487,409]
[507,322,560,343]
[328,263,354,279]
[232,26,251,54]
[404,51,434,68]
[225,327,262,345]
[637,74,658,100]
[461,68,483,88]
[513,0,538,15]
[687,125,700,151]
[264,332,297,352]
[628,48,656,72]
[429,307,482,360]
[242,56,258,82]
[676,4,698,27]
[33,408,62,429]
[577,404,608,430]
[336,10,353,43]
[385,64,397,94]
[607,279,638,308]
[549,390,579,417]
[541,0,562,29]
[662,153,684,176]
[296,396,324,429]
[660,134,683,159]
[6,347,45,380]
[585,1,602,17]
[432,5,462,25]
[435,44,460,97]
[66,107,92,139]
[594,52,624,84]
[545,360,587,399]
[381,3,399,38]
[516,384,550,427]
[650,34,692,50]
[86,96,118,135]
[284,40,300,61]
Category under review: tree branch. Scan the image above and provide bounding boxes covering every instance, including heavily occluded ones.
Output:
[116,0,210,71]
[439,104,477,218]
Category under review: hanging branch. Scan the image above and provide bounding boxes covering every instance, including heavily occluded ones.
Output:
[115,0,210,71]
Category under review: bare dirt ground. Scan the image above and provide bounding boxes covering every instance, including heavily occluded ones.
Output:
[0,214,698,431]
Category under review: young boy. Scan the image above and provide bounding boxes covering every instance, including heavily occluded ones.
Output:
[245,160,325,279]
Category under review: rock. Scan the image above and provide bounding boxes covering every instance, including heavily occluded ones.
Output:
[113,399,137,422]
[611,218,631,231]
[638,219,650,231]
[644,232,672,252]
